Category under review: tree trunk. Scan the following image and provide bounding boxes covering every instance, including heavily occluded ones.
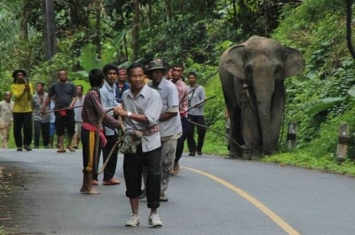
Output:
[95,1,102,59]
[21,0,30,39]
[132,0,140,60]
[165,0,172,21]
[43,0,56,60]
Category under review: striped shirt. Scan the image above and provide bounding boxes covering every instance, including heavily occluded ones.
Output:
[81,88,120,130]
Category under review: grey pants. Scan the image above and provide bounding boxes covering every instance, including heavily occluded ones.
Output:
[160,139,178,196]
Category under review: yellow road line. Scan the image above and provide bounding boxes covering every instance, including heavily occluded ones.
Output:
[182,166,301,235]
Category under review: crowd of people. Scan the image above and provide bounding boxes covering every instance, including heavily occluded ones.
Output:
[1,60,208,228]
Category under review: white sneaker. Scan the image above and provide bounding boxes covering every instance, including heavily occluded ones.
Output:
[125,214,140,227]
[148,213,163,228]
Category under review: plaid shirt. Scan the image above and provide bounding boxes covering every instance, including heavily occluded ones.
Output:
[81,88,120,130]
[173,79,188,117]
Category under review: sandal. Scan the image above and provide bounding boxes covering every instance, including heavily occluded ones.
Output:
[103,178,120,185]
[57,148,66,153]
[67,146,76,152]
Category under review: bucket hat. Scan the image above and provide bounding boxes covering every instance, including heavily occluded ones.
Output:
[147,59,168,72]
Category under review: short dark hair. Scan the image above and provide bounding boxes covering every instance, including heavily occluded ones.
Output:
[89,69,105,87]
[36,82,45,87]
[103,63,118,75]
[77,84,84,90]
[188,71,198,78]
[126,63,146,77]
[172,64,184,71]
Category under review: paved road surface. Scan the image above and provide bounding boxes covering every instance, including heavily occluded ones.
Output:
[1,149,355,235]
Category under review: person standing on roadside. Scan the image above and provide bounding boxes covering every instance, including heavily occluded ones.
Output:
[171,64,188,175]
[11,69,34,151]
[92,64,121,186]
[115,68,130,104]
[73,85,85,149]
[186,71,206,156]
[115,63,163,228]
[80,69,122,195]
[32,82,51,149]
[41,69,77,153]
[145,59,181,202]
[0,92,14,148]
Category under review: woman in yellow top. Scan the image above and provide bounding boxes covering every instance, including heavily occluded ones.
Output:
[11,69,34,151]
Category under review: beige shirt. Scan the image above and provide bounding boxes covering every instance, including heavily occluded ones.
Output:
[0,100,14,125]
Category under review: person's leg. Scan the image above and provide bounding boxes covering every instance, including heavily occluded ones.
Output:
[123,145,144,224]
[77,122,82,148]
[0,126,6,148]
[73,122,79,148]
[160,139,177,198]
[13,113,23,149]
[186,115,196,155]
[55,112,65,151]
[145,147,162,227]
[196,115,206,154]
[80,128,99,195]
[175,117,188,163]
[33,120,41,148]
[23,112,32,150]
[49,123,55,148]
[65,110,76,151]
[145,147,161,208]
[102,134,119,183]
[42,122,50,148]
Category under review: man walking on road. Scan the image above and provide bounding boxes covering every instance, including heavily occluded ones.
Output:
[186,71,206,156]
[11,69,34,151]
[32,82,51,149]
[73,85,85,149]
[41,69,77,153]
[171,64,188,175]
[80,69,121,195]
[92,64,121,186]
[115,63,163,228]
[0,92,14,148]
[146,59,182,202]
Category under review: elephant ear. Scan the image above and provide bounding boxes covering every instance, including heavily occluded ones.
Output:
[284,47,305,78]
[223,45,246,80]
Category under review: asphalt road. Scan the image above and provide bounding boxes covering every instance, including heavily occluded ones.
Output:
[1,149,355,235]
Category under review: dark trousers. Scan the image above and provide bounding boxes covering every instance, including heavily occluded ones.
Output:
[186,115,206,153]
[13,112,32,148]
[175,116,188,163]
[55,110,75,136]
[93,134,119,181]
[124,144,161,209]
[34,120,50,147]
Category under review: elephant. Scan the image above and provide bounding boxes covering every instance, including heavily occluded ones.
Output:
[219,36,305,159]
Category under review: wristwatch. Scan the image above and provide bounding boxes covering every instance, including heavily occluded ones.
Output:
[127,111,132,117]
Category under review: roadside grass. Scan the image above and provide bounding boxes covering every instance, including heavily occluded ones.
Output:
[0,227,8,235]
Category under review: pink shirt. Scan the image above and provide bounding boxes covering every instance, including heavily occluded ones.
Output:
[173,79,188,118]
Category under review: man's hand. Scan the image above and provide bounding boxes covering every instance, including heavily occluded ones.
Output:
[114,106,127,117]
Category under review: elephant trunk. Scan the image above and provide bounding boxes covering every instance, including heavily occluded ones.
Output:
[255,86,274,155]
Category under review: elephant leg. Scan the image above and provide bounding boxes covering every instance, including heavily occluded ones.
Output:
[229,107,244,158]
[242,103,262,159]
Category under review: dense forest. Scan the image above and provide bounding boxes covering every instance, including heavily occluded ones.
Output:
[2,0,355,174]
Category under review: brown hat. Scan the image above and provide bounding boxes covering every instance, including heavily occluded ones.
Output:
[12,69,27,78]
